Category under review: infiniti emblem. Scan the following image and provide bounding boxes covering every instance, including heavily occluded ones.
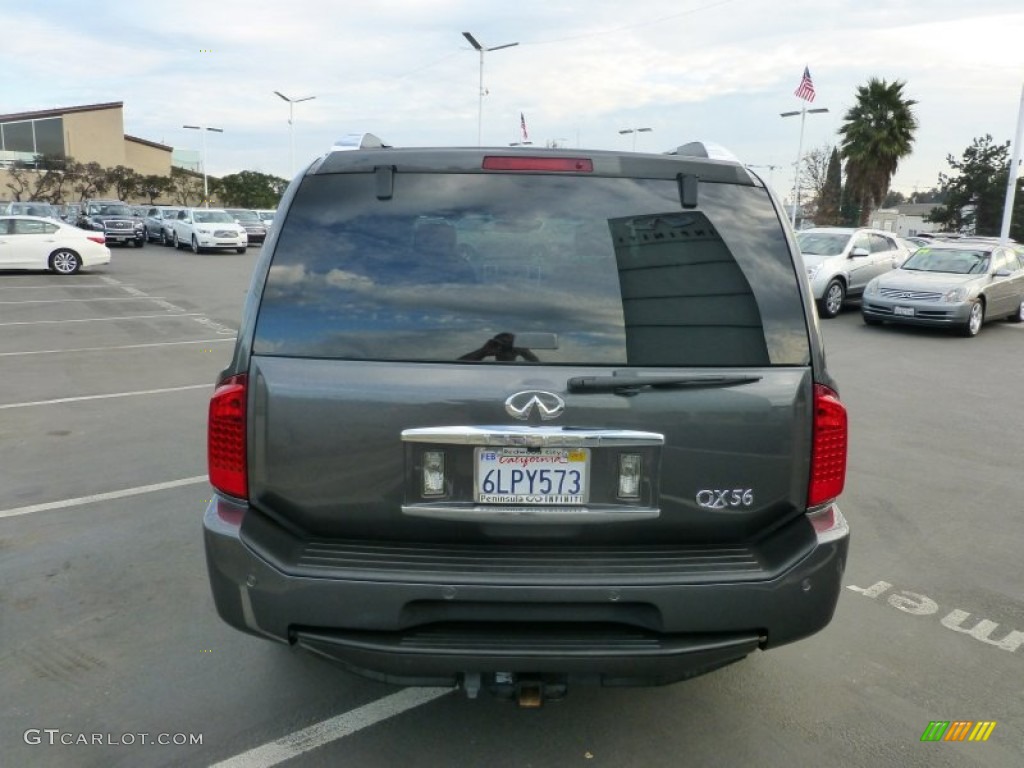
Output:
[505,391,565,421]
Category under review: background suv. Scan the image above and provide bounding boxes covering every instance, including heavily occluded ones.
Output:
[143,206,184,246]
[797,227,909,317]
[170,208,246,253]
[225,208,267,246]
[78,200,145,247]
[204,134,850,702]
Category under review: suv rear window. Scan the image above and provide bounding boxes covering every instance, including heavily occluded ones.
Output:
[253,172,809,366]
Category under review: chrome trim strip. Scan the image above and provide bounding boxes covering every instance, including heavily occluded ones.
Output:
[401,503,660,524]
[401,425,664,447]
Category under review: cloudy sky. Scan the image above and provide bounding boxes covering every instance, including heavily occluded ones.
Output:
[4,0,1023,200]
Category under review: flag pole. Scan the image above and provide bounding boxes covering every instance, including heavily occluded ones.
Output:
[791,104,807,227]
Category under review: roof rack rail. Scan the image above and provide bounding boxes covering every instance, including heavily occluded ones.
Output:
[330,132,390,152]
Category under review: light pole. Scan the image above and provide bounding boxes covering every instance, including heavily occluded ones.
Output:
[182,124,223,207]
[781,106,828,227]
[462,31,518,146]
[274,91,316,177]
[619,127,652,151]
[747,163,781,189]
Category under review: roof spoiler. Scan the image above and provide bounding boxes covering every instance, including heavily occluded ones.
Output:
[666,141,741,163]
[330,132,390,152]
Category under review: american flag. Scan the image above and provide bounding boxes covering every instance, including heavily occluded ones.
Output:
[794,67,816,102]
[520,112,528,141]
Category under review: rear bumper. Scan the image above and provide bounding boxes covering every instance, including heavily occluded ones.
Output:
[203,496,849,686]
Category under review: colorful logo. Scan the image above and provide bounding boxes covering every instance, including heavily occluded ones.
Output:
[920,721,996,742]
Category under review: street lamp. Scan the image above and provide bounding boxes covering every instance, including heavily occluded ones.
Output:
[462,31,518,146]
[619,127,652,151]
[746,163,781,189]
[781,107,828,226]
[274,91,316,177]
[182,125,223,207]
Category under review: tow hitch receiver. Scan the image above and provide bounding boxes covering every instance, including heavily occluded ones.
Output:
[462,672,569,705]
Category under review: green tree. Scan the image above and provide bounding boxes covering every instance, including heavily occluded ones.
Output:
[139,174,173,204]
[839,78,918,225]
[70,162,112,202]
[882,190,906,207]
[911,187,945,204]
[168,166,206,207]
[928,134,1024,239]
[217,170,288,208]
[106,165,144,201]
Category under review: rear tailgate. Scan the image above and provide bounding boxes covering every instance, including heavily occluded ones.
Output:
[248,357,812,544]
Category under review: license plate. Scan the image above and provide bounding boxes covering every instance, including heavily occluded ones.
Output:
[476,447,589,504]
[894,306,915,317]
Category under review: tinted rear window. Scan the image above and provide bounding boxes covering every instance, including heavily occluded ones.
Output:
[253,172,809,366]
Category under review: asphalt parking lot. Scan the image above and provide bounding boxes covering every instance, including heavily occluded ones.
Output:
[2,245,1023,767]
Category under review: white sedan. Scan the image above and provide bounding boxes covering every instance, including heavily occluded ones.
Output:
[0,215,111,275]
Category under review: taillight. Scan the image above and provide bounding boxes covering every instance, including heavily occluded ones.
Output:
[808,383,847,507]
[482,156,593,172]
[208,374,247,500]
[87,234,105,244]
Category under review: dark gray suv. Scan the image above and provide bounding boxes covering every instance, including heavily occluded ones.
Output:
[204,134,850,702]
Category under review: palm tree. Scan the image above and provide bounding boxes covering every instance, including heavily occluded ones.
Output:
[838,78,918,225]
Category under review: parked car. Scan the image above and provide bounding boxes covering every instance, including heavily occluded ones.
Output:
[255,209,275,228]
[143,206,184,246]
[861,241,1024,336]
[2,201,62,220]
[170,208,247,253]
[59,202,82,224]
[0,215,110,274]
[225,208,267,245]
[901,236,932,250]
[797,227,910,318]
[203,133,850,702]
[77,200,146,247]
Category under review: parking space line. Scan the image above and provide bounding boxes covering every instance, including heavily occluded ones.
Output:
[0,338,234,357]
[0,313,200,327]
[0,476,208,519]
[0,384,211,410]
[210,688,453,768]
[0,297,167,305]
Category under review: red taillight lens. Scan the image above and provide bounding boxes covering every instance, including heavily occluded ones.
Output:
[808,383,847,507]
[208,374,247,500]
[87,234,106,244]
[482,156,593,172]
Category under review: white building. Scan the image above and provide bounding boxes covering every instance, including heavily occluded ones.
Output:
[869,203,943,236]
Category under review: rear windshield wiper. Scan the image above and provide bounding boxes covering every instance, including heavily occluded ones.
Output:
[567,373,762,394]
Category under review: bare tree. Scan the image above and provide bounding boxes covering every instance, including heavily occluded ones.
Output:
[800,144,833,219]
[4,154,67,201]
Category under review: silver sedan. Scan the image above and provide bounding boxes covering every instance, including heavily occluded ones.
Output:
[861,241,1024,337]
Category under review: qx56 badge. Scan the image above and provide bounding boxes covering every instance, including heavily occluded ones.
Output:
[696,488,755,509]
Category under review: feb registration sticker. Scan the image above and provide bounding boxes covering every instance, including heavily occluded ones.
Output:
[476,447,589,504]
